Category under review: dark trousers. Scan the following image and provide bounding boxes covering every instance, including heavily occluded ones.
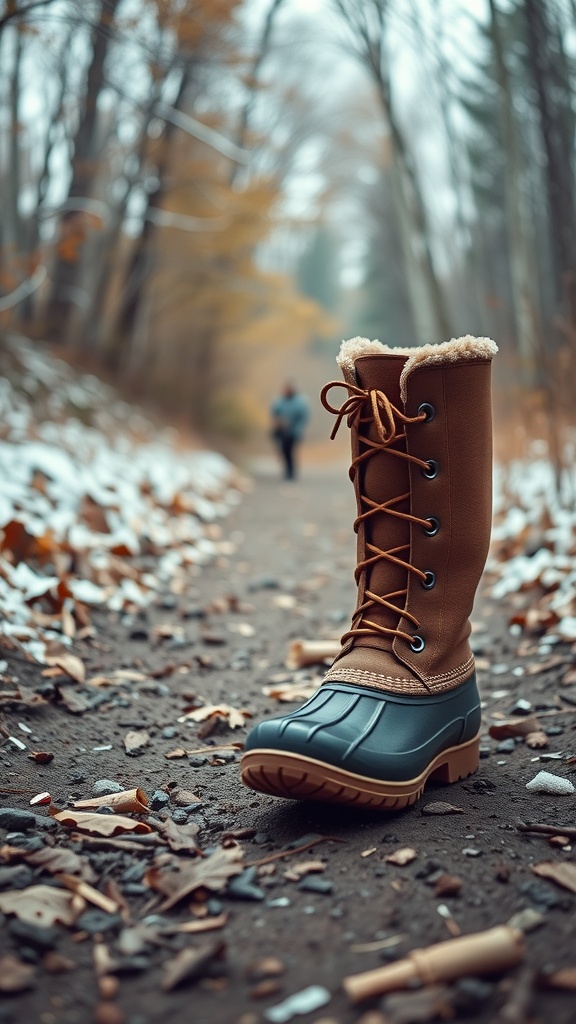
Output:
[280,433,297,479]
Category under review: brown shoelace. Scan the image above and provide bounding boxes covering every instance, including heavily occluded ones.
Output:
[321,380,432,647]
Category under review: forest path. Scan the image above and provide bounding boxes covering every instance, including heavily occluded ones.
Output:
[1,462,575,1024]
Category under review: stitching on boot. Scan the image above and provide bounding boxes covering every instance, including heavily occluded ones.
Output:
[324,654,475,694]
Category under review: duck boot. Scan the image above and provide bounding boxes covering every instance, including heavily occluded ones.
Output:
[241,335,498,809]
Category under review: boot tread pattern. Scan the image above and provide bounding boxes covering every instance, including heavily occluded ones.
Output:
[241,734,480,810]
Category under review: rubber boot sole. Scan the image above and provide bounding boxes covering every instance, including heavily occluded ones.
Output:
[241,732,480,810]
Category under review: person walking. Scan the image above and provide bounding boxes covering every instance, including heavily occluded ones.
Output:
[270,381,309,480]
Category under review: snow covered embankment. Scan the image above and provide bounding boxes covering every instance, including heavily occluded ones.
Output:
[0,336,243,665]
[488,445,576,643]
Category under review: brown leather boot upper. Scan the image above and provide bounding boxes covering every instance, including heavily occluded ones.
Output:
[323,337,496,696]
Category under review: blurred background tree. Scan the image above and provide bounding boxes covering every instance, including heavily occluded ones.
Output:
[1,0,575,458]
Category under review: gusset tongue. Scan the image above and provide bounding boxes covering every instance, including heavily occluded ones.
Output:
[347,353,410,656]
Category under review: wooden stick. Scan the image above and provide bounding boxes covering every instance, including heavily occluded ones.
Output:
[517,821,576,840]
[343,926,525,1003]
[285,639,340,669]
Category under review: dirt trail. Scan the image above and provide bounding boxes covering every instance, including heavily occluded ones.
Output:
[1,463,576,1024]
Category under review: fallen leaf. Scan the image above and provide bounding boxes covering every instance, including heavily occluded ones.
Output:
[161,940,225,991]
[73,788,149,814]
[177,704,252,730]
[385,847,417,866]
[164,742,243,760]
[0,954,36,992]
[52,809,152,836]
[0,884,81,926]
[155,817,201,855]
[169,788,201,808]
[0,843,96,882]
[489,715,542,740]
[283,860,326,882]
[55,873,119,914]
[44,647,85,683]
[525,731,549,749]
[262,682,319,702]
[124,730,150,755]
[532,861,576,894]
[421,802,464,816]
[164,913,228,935]
[145,844,244,910]
[28,751,54,764]
[57,684,91,714]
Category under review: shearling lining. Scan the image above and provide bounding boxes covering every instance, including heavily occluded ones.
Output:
[337,335,498,402]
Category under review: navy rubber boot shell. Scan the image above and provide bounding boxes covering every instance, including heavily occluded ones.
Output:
[241,674,481,809]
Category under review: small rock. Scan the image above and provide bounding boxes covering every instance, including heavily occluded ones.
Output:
[181,605,205,619]
[8,920,61,950]
[264,985,331,1023]
[451,977,494,1015]
[510,698,532,715]
[171,809,190,825]
[421,802,464,816]
[496,738,516,754]
[4,834,44,852]
[479,745,491,759]
[253,832,271,844]
[227,868,265,902]
[92,780,122,796]
[161,727,177,739]
[150,790,170,811]
[462,848,482,857]
[526,771,575,795]
[0,865,34,891]
[520,880,566,910]
[251,980,283,999]
[121,863,146,884]
[297,877,334,895]
[0,808,40,831]
[76,910,122,934]
[188,756,208,768]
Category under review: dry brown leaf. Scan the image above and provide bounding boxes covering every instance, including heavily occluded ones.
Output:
[145,844,244,910]
[178,704,251,730]
[532,861,576,894]
[124,730,150,755]
[52,809,152,837]
[262,682,319,702]
[73,788,149,814]
[57,684,90,714]
[385,847,418,866]
[28,750,54,763]
[55,873,119,914]
[525,731,549,749]
[44,647,85,683]
[164,743,243,760]
[161,940,225,991]
[0,843,96,882]
[0,954,36,992]
[155,817,201,855]
[283,860,326,882]
[0,884,81,927]
[165,913,228,935]
[488,715,542,740]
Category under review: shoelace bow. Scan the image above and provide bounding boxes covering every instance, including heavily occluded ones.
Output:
[321,380,432,647]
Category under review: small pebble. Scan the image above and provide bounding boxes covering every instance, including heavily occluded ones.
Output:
[496,738,516,754]
[462,848,482,857]
[526,771,575,795]
[508,907,545,932]
[297,877,334,895]
[150,791,170,811]
[92,780,122,796]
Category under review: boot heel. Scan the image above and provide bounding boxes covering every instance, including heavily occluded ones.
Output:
[430,735,480,784]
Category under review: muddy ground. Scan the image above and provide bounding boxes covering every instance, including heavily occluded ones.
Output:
[1,463,576,1024]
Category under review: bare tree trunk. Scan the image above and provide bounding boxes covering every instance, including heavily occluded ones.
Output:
[488,0,538,383]
[333,0,451,344]
[0,26,24,285]
[524,0,576,324]
[45,0,121,341]
[229,0,285,188]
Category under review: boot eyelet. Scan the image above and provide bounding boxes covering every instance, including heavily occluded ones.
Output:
[422,459,439,479]
[418,402,435,422]
[422,570,436,589]
[410,635,425,653]
[424,516,440,536]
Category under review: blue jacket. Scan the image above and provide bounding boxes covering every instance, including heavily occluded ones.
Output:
[271,393,309,440]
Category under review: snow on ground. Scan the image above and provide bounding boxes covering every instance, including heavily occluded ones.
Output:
[0,336,244,663]
[489,441,576,642]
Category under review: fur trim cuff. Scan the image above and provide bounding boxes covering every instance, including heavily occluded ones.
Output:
[337,335,497,402]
